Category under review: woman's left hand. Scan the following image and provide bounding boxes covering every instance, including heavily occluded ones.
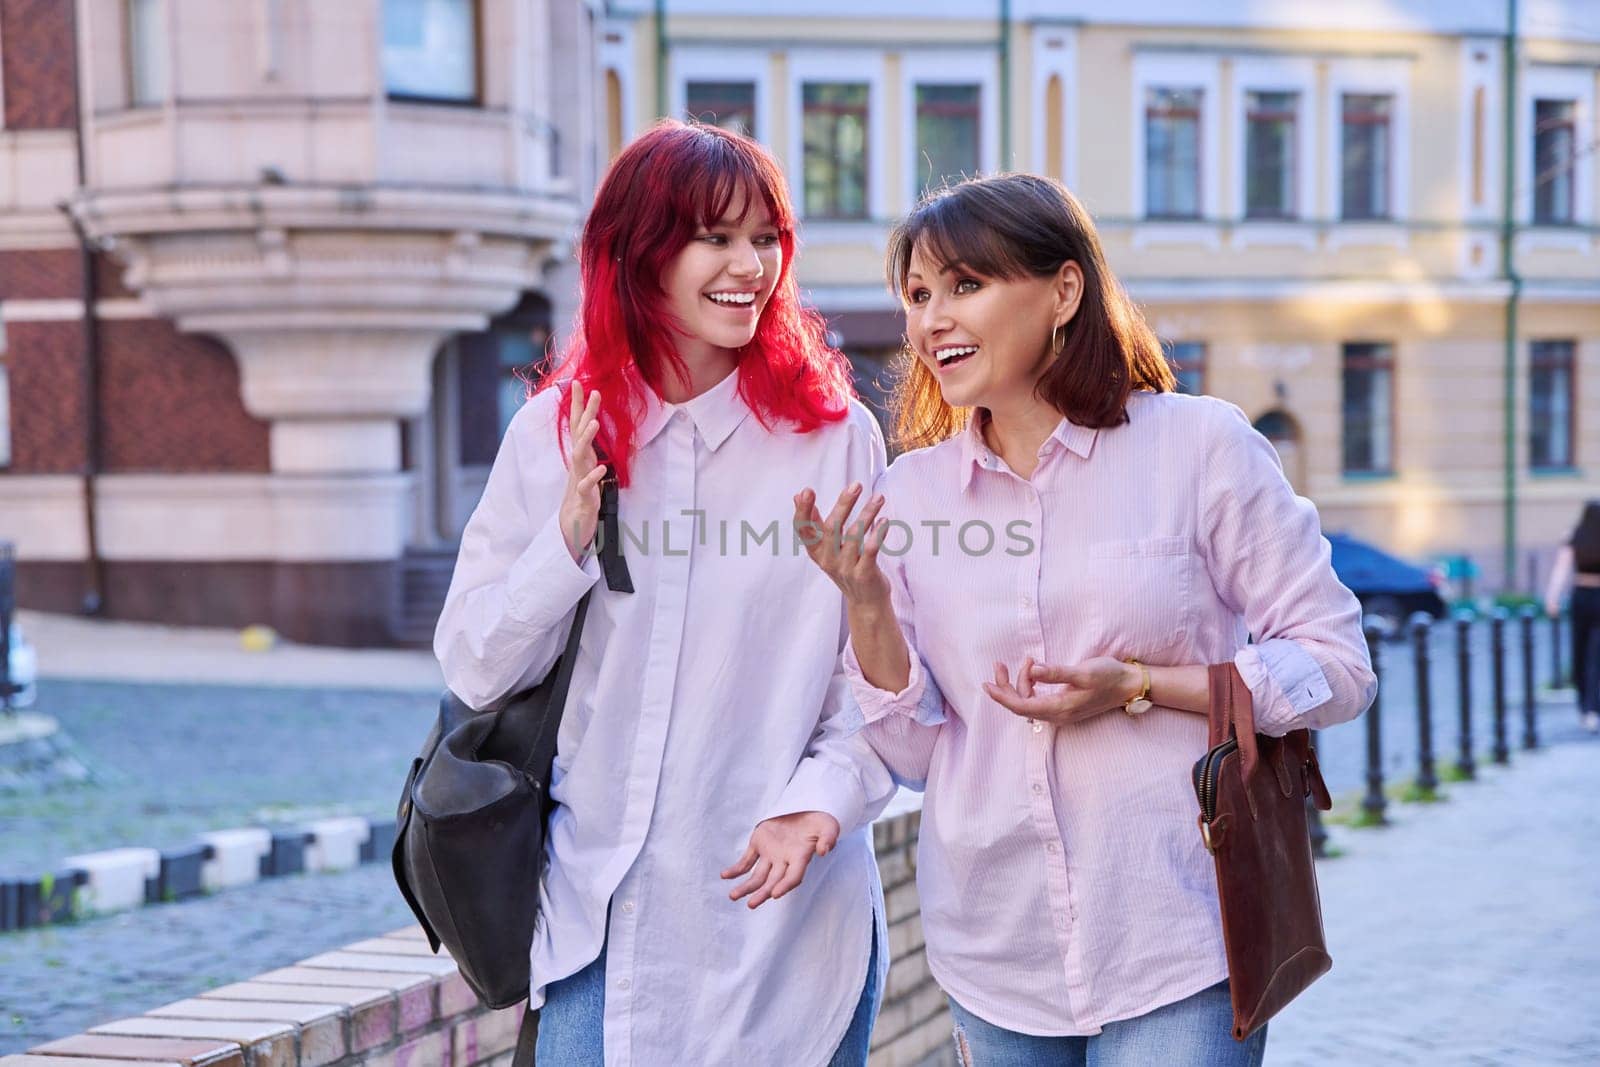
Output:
[721,811,841,909]
[983,656,1141,727]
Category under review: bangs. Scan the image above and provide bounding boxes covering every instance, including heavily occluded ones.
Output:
[887,187,1041,298]
[686,132,792,234]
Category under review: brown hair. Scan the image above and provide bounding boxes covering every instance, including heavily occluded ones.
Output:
[884,173,1174,451]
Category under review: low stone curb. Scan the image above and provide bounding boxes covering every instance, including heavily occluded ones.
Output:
[0,816,399,932]
[0,808,952,1067]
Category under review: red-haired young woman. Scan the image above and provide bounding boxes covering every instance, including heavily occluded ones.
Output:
[434,120,893,1064]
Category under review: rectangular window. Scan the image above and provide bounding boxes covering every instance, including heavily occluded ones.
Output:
[1341,93,1392,221]
[1145,87,1202,219]
[1530,339,1576,470]
[1342,342,1395,475]
[127,0,167,107]
[383,0,478,104]
[915,84,981,200]
[803,83,869,220]
[1163,340,1206,395]
[1245,91,1297,219]
[1534,99,1576,224]
[686,81,756,139]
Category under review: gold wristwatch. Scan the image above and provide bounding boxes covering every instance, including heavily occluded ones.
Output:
[1123,659,1153,716]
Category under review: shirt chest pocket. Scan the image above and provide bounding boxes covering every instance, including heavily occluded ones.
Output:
[1082,535,1193,660]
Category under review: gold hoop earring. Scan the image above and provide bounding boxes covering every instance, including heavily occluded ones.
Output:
[1051,323,1067,355]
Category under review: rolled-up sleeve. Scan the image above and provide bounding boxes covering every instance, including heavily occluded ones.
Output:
[1198,401,1377,737]
[433,392,600,711]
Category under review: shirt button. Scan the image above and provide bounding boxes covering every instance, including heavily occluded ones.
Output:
[1020,595,1033,607]
[618,978,632,991]
[621,900,635,914]
[1046,842,1060,854]
[1032,783,1044,795]
[1032,721,1043,734]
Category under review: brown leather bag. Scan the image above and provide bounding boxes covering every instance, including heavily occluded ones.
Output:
[1192,663,1335,1040]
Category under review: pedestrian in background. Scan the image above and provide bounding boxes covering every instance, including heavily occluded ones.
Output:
[799,173,1375,1065]
[1544,500,1600,733]
[434,120,893,1065]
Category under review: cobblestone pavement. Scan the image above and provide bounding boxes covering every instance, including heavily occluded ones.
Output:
[0,862,416,1054]
[0,679,438,872]
[1269,734,1600,1065]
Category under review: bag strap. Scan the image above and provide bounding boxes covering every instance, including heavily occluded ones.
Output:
[512,1006,539,1066]
[1207,662,1261,784]
[518,472,631,778]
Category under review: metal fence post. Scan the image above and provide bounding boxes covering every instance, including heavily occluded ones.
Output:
[0,541,15,715]
[1362,622,1387,825]
[1520,605,1539,750]
[1490,608,1510,764]
[1455,612,1476,780]
[1410,613,1438,793]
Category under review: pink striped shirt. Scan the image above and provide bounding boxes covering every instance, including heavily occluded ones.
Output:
[844,391,1375,1036]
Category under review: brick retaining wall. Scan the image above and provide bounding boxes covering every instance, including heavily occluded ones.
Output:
[0,808,952,1067]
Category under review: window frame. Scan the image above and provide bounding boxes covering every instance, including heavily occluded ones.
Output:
[1341,341,1398,477]
[1532,97,1577,225]
[124,0,168,109]
[1144,86,1204,220]
[1340,92,1394,222]
[382,0,483,108]
[1326,58,1412,225]
[1132,52,1221,225]
[787,50,888,224]
[900,49,999,214]
[684,80,759,139]
[672,47,771,148]
[1244,90,1301,220]
[1521,66,1594,228]
[1529,339,1578,472]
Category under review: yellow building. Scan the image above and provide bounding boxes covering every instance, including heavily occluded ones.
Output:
[602,0,1600,592]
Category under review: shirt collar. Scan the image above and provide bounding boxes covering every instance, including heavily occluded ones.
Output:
[958,409,1099,492]
[636,365,751,452]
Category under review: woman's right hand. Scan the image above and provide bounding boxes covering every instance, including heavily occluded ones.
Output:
[794,484,891,609]
[559,382,608,564]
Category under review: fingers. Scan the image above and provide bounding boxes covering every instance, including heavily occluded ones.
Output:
[1028,662,1078,685]
[1019,655,1036,699]
[814,822,839,857]
[728,857,772,902]
[745,858,791,909]
[765,854,810,903]
[720,842,758,881]
[823,483,865,535]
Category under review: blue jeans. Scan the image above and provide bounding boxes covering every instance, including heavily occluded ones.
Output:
[947,980,1267,1067]
[537,920,880,1065]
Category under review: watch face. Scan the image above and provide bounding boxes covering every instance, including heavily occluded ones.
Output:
[1127,698,1154,716]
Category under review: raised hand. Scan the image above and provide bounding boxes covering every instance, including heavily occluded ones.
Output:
[793,484,891,610]
[721,811,841,909]
[558,382,607,563]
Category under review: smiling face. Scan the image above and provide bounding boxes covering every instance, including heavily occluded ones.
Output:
[903,242,1081,413]
[661,186,783,369]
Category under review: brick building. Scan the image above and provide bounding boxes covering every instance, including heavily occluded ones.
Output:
[0,0,597,645]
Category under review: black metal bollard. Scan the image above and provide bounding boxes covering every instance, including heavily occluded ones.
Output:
[1520,605,1539,750]
[1306,729,1328,857]
[1549,610,1565,688]
[0,540,14,714]
[1455,611,1476,779]
[1362,622,1387,824]
[1490,609,1510,764]
[1409,613,1438,793]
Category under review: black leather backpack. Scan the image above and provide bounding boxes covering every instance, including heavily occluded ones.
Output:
[392,476,632,1061]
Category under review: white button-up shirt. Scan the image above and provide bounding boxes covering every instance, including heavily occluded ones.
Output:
[435,369,894,1065]
[844,391,1376,1036]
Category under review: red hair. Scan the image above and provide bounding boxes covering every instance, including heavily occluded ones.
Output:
[541,119,854,486]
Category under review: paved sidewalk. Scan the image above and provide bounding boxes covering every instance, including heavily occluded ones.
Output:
[1270,736,1600,1065]
[16,610,443,691]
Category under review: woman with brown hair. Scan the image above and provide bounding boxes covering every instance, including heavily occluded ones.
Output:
[797,174,1375,1064]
